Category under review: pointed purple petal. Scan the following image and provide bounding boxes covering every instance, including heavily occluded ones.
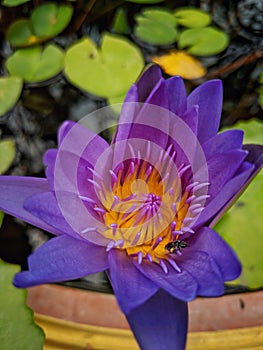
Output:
[126,289,188,350]
[189,227,241,281]
[206,150,248,201]
[202,144,263,227]
[136,64,163,103]
[178,251,224,297]
[0,176,60,234]
[195,161,253,227]
[24,192,80,238]
[242,144,263,180]
[134,259,198,301]
[203,129,244,160]
[165,75,187,116]
[43,149,57,190]
[187,80,222,143]
[13,235,108,288]
[58,120,75,145]
[107,250,158,314]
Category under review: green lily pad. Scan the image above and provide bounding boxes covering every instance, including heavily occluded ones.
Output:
[5,44,64,83]
[7,3,73,47]
[2,0,30,6]
[112,7,130,34]
[0,139,16,174]
[31,3,73,38]
[64,33,144,100]
[178,27,229,56]
[215,119,263,288]
[0,76,23,116]
[174,7,211,28]
[0,260,45,349]
[134,8,178,45]
[6,20,39,47]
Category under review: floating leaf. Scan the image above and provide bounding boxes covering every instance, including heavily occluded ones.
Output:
[178,27,229,56]
[134,8,178,45]
[0,76,23,116]
[6,20,39,47]
[174,7,211,28]
[215,119,263,288]
[31,3,73,38]
[5,44,64,83]
[152,50,206,79]
[64,33,144,100]
[0,260,45,349]
[0,139,16,174]
[6,3,73,47]
[112,7,130,34]
[2,0,30,6]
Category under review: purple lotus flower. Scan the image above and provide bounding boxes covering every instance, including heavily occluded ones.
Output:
[1,65,263,350]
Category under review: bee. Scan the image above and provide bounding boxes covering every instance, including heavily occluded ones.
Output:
[165,240,188,253]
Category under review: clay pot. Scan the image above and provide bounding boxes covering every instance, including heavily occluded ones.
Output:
[27,284,263,349]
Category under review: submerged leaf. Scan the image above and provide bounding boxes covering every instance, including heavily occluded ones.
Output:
[174,7,211,28]
[5,44,64,83]
[0,76,23,116]
[0,139,16,174]
[134,8,178,45]
[0,260,45,349]
[178,27,229,56]
[152,50,206,79]
[64,33,144,100]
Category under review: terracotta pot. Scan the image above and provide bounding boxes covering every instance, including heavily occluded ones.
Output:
[27,284,263,349]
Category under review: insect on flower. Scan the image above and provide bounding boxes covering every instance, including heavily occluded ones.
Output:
[166,239,188,253]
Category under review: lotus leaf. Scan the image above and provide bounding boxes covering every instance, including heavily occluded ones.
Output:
[64,33,144,101]
[0,139,16,174]
[5,44,65,83]
[134,8,178,45]
[178,27,229,56]
[174,7,211,28]
[6,3,73,47]
[215,119,263,288]
[0,76,23,116]
[0,260,45,349]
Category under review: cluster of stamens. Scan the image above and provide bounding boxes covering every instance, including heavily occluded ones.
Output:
[79,143,210,274]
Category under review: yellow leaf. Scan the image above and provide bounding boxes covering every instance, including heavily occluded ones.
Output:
[152,51,206,79]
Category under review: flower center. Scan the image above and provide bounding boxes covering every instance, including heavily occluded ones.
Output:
[80,145,209,273]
